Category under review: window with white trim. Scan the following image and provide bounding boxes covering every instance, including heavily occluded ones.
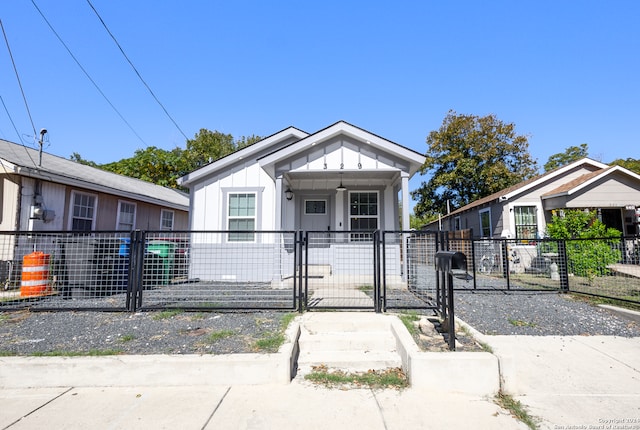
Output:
[454,216,461,231]
[116,201,136,231]
[479,208,492,238]
[228,192,256,242]
[160,209,174,231]
[349,191,378,241]
[514,206,538,239]
[70,191,96,231]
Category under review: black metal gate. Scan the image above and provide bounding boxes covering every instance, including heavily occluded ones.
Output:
[301,231,379,311]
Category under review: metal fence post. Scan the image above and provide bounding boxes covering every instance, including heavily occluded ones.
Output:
[297,231,304,313]
[502,240,511,290]
[302,231,308,311]
[127,230,145,311]
[373,231,380,313]
[446,270,455,351]
[558,239,570,293]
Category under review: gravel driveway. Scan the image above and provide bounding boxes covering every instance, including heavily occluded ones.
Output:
[1,292,638,356]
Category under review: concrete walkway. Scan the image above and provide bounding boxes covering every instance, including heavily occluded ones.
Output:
[1,311,639,429]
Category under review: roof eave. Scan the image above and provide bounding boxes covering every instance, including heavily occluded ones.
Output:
[17,166,188,210]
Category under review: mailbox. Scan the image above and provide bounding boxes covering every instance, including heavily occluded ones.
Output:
[434,251,469,279]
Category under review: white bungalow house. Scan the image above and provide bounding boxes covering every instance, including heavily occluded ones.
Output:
[177,121,426,283]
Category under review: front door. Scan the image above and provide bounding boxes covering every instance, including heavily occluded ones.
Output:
[300,197,331,247]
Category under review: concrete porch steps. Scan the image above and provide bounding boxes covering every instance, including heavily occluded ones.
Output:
[295,312,402,375]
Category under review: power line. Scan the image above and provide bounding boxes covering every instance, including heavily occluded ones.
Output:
[1,19,40,170]
[30,0,148,146]
[0,94,26,144]
[86,0,189,141]
[1,19,38,141]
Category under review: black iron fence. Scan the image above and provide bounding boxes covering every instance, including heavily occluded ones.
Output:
[440,232,640,305]
[2,230,639,312]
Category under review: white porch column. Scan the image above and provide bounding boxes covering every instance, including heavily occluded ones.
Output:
[401,172,410,282]
[335,189,345,231]
[401,173,410,231]
[275,176,283,230]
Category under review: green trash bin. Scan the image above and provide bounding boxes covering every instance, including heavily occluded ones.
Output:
[146,240,176,285]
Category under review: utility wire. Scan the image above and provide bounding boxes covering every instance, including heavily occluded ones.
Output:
[0,94,26,144]
[86,0,189,141]
[1,19,38,141]
[30,0,147,146]
[1,19,40,169]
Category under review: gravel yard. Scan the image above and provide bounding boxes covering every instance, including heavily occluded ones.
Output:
[1,291,638,356]
[454,291,640,337]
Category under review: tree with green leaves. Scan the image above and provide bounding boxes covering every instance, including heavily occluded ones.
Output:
[411,111,538,218]
[543,143,589,172]
[69,152,99,167]
[100,146,186,188]
[72,129,262,190]
[610,158,640,175]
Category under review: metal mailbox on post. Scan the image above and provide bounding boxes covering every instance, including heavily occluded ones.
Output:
[434,250,469,351]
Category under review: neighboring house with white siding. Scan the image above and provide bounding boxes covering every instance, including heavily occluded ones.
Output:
[177,120,426,282]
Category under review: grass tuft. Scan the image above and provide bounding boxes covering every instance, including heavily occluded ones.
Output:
[206,329,236,343]
[252,312,297,352]
[119,334,135,343]
[495,391,539,429]
[508,318,537,328]
[398,311,421,337]
[305,365,408,390]
[152,309,184,320]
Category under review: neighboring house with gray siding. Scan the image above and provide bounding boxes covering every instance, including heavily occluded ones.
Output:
[0,138,189,234]
[427,157,640,239]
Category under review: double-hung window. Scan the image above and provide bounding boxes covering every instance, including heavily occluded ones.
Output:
[228,192,256,242]
[349,191,378,241]
[116,201,136,231]
[514,206,538,240]
[70,191,96,231]
[160,209,174,231]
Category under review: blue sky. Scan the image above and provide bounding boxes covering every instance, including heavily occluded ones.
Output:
[1,1,638,201]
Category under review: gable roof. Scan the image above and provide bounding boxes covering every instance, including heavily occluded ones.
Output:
[257,121,425,178]
[447,157,610,216]
[542,165,640,198]
[0,139,189,210]
[177,121,425,186]
[177,126,309,186]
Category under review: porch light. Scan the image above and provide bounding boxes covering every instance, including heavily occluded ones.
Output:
[336,182,346,191]
[285,188,294,200]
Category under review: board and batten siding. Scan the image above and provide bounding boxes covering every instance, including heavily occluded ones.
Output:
[190,162,276,232]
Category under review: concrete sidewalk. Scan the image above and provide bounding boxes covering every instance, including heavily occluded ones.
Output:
[1,311,639,429]
[487,335,640,430]
[0,382,527,429]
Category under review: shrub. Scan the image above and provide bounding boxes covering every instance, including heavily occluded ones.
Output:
[546,209,621,278]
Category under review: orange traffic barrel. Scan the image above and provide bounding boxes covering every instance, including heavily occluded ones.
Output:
[20,251,52,297]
